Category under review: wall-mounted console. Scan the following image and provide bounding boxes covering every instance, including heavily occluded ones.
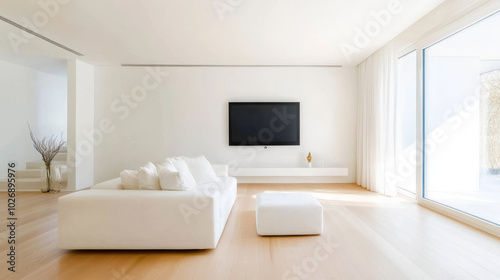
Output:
[230,167,348,177]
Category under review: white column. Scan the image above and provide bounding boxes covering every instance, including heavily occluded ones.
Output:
[67,59,94,190]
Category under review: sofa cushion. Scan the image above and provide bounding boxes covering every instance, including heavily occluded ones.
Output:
[161,157,197,189]
[158,165,187,191]
[182,155,218,184]
[138,162,161,190]
[120,170,139,190]
[212,164,229,177]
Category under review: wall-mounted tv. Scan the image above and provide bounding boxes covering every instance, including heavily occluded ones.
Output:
[229,102,300,146]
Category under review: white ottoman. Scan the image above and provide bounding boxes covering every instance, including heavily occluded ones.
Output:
[256,192,323,236]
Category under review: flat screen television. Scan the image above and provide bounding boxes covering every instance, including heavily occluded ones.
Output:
[229,102,300,146]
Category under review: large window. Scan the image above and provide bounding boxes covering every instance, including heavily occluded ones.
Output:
[424,10,500,225]
[396,51,417,194]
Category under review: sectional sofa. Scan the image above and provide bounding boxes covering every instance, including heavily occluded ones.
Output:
[58,163,237,249]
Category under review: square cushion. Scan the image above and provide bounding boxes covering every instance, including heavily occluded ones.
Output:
[157,163,188,191]
[182,155,218,184]
[138,162,161,190]
[159,157,197,190]
[120,170,139,190]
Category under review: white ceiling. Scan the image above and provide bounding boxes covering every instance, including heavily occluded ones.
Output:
[0,0,444,67]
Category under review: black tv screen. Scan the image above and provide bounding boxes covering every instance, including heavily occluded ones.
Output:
[229,102,300,146]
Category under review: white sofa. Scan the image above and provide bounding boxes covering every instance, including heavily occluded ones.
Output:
[58,164,237,250]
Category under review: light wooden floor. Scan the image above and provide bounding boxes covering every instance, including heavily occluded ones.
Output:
[2,183,500,280]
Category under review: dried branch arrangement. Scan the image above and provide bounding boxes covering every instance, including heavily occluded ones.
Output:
[28,123,66,168]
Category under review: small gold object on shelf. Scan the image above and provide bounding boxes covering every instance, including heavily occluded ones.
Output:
[307,152,312,167]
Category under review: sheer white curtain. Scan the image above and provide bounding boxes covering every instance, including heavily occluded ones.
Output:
[356,41,397,196]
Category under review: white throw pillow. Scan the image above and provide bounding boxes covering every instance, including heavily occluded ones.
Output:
[137,162,160,190]
[161,157,197,189]
[157,165,185,191]
[182,155,218,184]
[120,170,139,190]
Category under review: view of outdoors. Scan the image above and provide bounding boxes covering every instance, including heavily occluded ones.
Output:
[424,10,500,225]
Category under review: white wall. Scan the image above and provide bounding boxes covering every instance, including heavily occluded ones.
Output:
[94,66,357,183]
[67,59,95,190]
[0,59,67,180]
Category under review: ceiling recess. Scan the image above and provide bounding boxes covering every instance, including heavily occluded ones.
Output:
[0,14,83,56]
[121,64,343,67]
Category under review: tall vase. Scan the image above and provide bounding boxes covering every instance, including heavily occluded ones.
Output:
[50,165,62,193]
[41,165,51,193]
[41,165,62,193]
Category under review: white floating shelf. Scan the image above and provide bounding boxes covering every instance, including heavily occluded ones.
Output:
[231,167,348,177]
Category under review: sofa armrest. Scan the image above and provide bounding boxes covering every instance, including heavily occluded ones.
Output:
[211,164,228,177]
[90,178,123,190]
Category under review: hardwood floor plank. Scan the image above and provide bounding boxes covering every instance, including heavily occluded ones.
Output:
[1,183,500,280]
[347,205,465,279]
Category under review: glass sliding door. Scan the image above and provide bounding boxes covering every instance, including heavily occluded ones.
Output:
[424,10,500,225]
[396,51,417,194]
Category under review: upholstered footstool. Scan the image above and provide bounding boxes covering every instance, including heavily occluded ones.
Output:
[256,192,323,236]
